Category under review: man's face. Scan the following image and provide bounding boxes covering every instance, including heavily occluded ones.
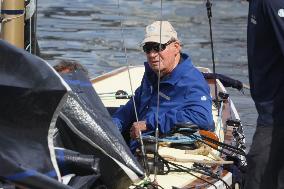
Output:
[143,41,181,76]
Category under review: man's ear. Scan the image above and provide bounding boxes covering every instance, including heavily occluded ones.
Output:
[174,42,181,54]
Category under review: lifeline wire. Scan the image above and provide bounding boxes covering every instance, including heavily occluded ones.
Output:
[117,0,138,122]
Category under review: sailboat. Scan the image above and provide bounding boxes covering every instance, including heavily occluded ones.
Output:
[92,1,247,187]
[91,65,246,189]
[0,0,247,188]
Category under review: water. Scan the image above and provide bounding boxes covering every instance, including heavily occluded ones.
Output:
[37,0,257,150]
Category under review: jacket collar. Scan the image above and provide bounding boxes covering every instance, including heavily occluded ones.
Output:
[144,53,192,85]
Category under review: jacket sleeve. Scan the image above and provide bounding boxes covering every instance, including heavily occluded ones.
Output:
[112,86,141,133]
[145,83,214,134]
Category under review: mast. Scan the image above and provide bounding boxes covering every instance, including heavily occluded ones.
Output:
[1,0,25,49]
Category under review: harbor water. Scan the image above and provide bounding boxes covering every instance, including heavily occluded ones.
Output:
[37,0,257,150]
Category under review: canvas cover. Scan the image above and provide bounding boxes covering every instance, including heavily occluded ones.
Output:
[0,40,70,188]
[0,39,144,189]
[57,70,144,188]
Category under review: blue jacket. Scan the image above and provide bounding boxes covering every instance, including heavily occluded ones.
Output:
[113,53,214,135]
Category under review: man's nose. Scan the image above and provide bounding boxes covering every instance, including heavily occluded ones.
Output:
[148,50,158,57]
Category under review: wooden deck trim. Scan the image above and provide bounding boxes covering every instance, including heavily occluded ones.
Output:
[91,66,129,84]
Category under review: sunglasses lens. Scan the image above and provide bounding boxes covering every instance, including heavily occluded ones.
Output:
[143,45,151,54]
[153,44,166,52]
[143,43,166,53]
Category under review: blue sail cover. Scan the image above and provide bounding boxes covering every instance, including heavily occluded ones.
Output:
[0,40,71,188]
[0,40,144,189]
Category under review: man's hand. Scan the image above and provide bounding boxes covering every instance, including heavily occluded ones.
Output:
[130,121,147,139]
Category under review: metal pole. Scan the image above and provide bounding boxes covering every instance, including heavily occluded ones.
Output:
[1,0,25,48]
[206,0,219,114]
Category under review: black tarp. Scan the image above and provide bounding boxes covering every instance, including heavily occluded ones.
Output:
[0,40,71,188]
[56,70,144,189]
[0,39,144,189]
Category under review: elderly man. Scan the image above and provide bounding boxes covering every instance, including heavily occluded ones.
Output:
[112,21,214,150]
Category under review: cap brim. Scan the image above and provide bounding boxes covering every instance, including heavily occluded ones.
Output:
[141,36,170,45]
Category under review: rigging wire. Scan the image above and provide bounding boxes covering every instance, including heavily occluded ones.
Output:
[34,0,38,54]
[153,0,164,182]
[117,0,138,121]
[116,0,149,176]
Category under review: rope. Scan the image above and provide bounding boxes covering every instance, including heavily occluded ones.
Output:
[158,135,196,144]
[0,11,25,23]
[159,155,219,189]
[189,133,246,157]
[162,154,233,165]
[158,144,233,165]
[160,156,232,189]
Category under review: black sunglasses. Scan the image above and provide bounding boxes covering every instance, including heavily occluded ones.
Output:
[142,40,174,54]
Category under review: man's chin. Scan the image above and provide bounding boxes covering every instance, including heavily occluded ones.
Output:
[151,67,160,73]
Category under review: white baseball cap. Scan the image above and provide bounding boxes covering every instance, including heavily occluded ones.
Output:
[141,21,179,45]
